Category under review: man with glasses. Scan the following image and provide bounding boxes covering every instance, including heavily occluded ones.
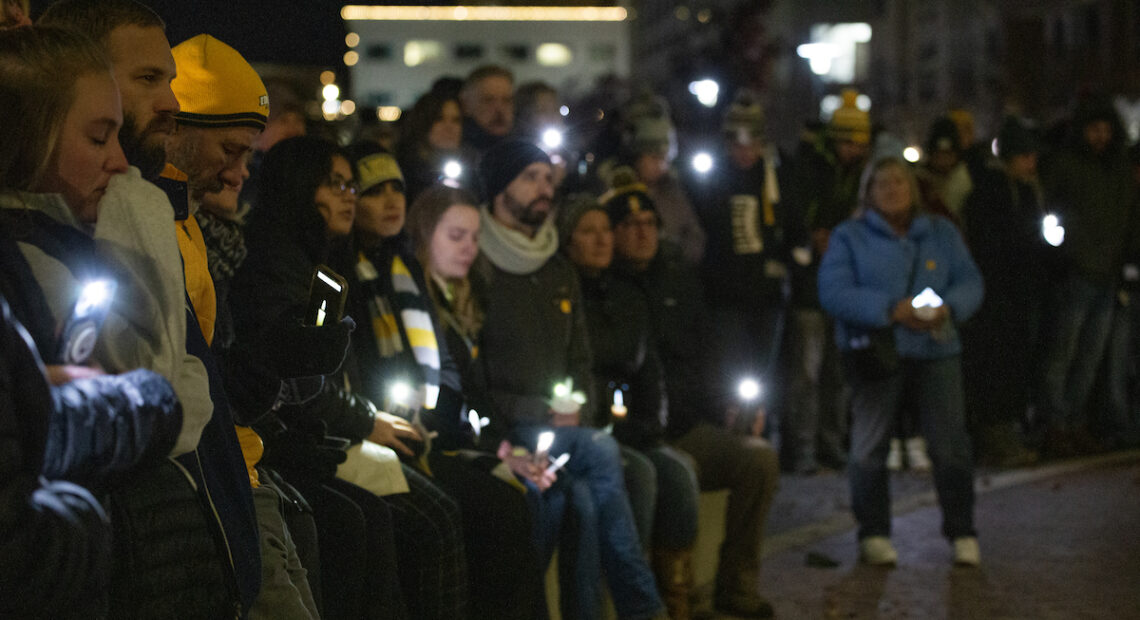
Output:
[609,174,780,619]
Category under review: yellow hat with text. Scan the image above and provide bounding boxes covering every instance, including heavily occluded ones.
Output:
[172,34,268,130]
[828,89,870,144]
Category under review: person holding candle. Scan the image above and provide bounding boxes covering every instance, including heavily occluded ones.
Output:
[818,156,984,567]
[341,146,544,620]
[607,171,780,618]
[431,139,665,620]
[561,191,702,620]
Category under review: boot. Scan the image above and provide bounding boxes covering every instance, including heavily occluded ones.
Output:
[714,570,774,618]
[652,547,693,620]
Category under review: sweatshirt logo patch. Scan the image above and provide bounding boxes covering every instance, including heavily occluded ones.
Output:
[926,259,937,271]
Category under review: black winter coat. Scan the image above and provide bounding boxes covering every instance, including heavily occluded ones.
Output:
[578,269,667,449]
[616,242,722,438]
[231,207,376,452]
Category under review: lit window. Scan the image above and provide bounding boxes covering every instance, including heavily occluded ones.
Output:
[405,40,443,66]
[536,43,572,66]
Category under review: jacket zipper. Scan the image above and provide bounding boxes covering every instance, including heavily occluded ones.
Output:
[174,451,242,619]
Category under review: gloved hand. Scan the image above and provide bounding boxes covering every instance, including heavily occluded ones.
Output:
[264,316,356,379]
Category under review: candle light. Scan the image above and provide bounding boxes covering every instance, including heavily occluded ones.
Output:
[550,377,586,415]
[535,431,555,467]
[468,409,489,439]
[611,388,628,419]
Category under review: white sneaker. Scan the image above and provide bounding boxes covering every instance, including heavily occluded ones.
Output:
[859,536,898,566]
[905,436,932,472]
[886,439,903,471]
[953,537,980,566]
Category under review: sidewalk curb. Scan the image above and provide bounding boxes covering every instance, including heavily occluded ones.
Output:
[761,449,1140,558]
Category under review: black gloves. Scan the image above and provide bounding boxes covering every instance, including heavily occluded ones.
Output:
[264,316,356,379]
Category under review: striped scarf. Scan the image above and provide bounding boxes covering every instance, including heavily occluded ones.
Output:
[356,250,441,410]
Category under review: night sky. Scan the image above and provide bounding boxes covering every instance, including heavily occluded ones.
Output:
[30,0,349,66]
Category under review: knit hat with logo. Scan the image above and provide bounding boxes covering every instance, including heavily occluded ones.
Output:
[829,89,870,145]
[599,166,657,227]
[356,152,405,195]
[723,90,766,144]
[172,34,269,130]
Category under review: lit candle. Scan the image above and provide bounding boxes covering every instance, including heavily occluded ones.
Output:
[468,409,489,440]
[535,431,555,467]
[611,388,628,419]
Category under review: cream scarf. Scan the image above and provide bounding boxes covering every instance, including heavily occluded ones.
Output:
[478,207,558,275]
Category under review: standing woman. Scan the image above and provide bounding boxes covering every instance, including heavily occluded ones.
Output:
[818,156,984,566]
[396,90,470,206]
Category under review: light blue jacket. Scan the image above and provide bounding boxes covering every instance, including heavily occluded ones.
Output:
[818,209,984,359]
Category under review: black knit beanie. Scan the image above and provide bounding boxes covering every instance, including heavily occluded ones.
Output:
[478,139,551,203]
[996,116,1040,160]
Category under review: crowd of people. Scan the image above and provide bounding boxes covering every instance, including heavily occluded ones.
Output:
[2,0,1139,619]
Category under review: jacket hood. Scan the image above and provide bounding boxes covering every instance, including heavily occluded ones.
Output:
[1070,95,1127,155]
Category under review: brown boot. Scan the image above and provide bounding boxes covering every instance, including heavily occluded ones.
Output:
[652,547,693,620]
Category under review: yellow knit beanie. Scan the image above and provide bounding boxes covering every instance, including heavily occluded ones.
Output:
[829,89,870,145]
[171,34,269,130]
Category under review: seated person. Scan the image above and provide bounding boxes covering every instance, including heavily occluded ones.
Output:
[561,193,702,619]
[458,139,666,620]
[607,174,780,619]
[343,147,544,620]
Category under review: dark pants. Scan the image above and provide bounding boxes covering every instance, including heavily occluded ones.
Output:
[384,464,468,620]
[279,471,408,620]
[785,309,848,468]
[848,356,975,540]
[428,451,542,620]
[622,445,701,551]
[1039,274,1117,432]
[671,423,778,592]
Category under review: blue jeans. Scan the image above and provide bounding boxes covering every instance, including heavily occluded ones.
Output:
[622,445,700,551]
[848,356,975,540]
[515,425,663,620]
[1039,273,1117,431]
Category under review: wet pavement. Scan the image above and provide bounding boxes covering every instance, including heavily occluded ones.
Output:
[739,450,1140,619]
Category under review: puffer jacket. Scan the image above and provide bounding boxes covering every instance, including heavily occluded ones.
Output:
[0,294,111,619]
[1,190,253,618]
[818,208,984,360]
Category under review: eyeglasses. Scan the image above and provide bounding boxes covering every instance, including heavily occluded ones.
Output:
[323,175,359,196]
